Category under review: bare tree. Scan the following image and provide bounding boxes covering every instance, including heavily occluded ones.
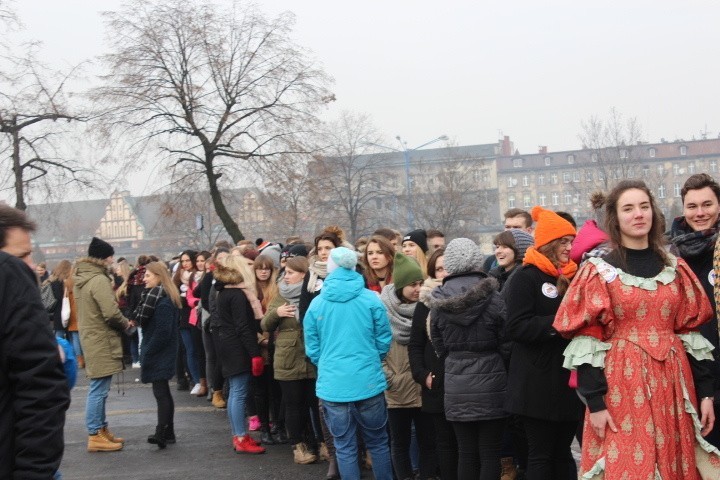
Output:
[95,0,333,243]
[0,41,91,209]
[310,112,390,241]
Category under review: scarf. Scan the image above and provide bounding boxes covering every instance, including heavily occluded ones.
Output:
[128,265,146,286]
[523,247,578,279]
[307,259,328,293]
[668,216,719,259]
[132,286,164,328]
[234,282,264,321]
[279,281,303,308]
[381,285,416,345]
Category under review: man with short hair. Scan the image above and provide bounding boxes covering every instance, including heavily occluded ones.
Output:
[426,229,446,252]
[75,236,132,452]
[0,204,70,478]
[668,173,720,448]
[503,208,533,233]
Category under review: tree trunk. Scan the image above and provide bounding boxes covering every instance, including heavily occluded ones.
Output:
[11,123,26,211]
[205,162,244,243]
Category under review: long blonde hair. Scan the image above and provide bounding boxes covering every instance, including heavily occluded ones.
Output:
[222,255,256,290]
[145,262,182,308]
[115,261,131,300]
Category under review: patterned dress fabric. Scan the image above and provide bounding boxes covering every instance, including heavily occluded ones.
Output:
[554,255,720,479]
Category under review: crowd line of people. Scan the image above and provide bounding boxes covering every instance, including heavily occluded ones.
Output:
[4,173,720,479]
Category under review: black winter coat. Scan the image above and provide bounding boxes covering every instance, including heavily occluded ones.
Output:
[503,264,582,422]
[140,295,179,383]
[429,272,508,422]
[216,288,261,377]
[0,252,70,479]
[48,279,64,332]
[408,301,445,413]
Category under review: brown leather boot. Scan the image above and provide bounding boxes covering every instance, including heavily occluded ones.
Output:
[501,457,518,480]
[76,355,85,369]
[195,378,208,397]
[100,426,124,444]
[211,390,226,408]
[88,432,123,452]
[293,442,317,464]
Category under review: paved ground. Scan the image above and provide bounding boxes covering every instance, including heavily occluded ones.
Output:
[60,369,329,480]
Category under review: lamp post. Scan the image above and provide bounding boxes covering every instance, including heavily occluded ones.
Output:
[368,135,448,230]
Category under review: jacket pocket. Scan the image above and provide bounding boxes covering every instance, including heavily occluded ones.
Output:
[275,336,298,371]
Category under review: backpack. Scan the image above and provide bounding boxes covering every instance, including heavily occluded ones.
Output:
[40,283,58,312]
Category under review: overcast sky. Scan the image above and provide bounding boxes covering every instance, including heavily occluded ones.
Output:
[10,1,720,195]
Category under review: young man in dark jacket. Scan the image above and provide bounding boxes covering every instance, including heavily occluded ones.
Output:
[0,205,70,479]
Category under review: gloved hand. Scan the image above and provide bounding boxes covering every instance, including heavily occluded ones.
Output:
[251,356,264,377]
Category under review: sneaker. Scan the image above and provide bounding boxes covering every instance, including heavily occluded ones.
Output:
[233,435,266,454]
[190,383,201,395]
[132,362,141,369]
[248,415,261,431]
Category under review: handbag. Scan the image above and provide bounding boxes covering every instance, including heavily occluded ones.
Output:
[61,287,71,328]
[40,283,58,312]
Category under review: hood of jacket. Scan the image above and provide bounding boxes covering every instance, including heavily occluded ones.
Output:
[320,267,365,303]
[74,256,112,289]
[428,272,498,326]
[570,219,610,264]
[213,262,244,285]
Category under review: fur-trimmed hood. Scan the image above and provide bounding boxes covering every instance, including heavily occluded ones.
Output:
[73,256,112,289]
[428,272,499,326]
[213,262,244,285]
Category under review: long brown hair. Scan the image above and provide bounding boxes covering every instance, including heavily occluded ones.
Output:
[603,180,669,269]
[363,236,395,286]
[145,262,182,308]
[538,238,572,296]
[47,259,72,284]
[254,255,278,311]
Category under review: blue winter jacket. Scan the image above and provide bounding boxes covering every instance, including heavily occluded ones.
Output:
[304,267,392,402]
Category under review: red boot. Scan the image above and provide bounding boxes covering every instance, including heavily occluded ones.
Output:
[233,435,266,454]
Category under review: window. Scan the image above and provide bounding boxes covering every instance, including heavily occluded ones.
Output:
[523,194,531,208]
[513,158,523,168]
[689,163,696,174]
[620,149,628,159]
[539,193,547,206]
[563,172,570,183]
[482,169,489,183]
[712,160,717,173]
[507,177,514,188]
[567,154,575,164]
[574,193,580,205]
[508,195,515,208]
[473,170,480,183]
[591,153,598,163]
[673,164,680,175]
[643,166,649,178]
[585,171,593,182]
[544,156,552,166]
[564,192,572,205]
[657,165,664,175]
[674,183,681,197]
[680,145,687,156]
[648,148,656,158]
[658,184,666,199]
[551,174,558,185]
[552,193,559,206]
[572,171,580,183]
[522,175,529,187]
[537,174,545,186]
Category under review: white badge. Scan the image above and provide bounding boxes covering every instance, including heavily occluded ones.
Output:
[709,270,716,286]
[541,282,558,298]
[597,263,618,283]
[315,278,324,291]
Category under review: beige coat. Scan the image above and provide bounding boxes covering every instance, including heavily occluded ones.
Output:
[74,257,129,379]
[383,339,421,408]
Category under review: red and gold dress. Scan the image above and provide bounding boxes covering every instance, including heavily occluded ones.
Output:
[554,255,720,479]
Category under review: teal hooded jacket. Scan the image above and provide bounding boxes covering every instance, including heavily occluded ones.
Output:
[304,266,392,402]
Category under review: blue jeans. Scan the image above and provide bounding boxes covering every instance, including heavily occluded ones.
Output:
[322,393,393,480]
[227,373,251,437]
[180,328,201,383]
[86,375,112,434]
[68,331,83,357]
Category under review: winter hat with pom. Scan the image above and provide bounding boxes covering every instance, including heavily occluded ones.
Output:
[531,206,576,248]
[444,238,484,275]
[327,247,358,274]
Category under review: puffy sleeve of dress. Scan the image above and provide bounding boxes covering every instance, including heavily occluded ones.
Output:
[674,257,714,333]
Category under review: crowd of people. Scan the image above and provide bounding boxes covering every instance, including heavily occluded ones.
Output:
[4,173,720,479]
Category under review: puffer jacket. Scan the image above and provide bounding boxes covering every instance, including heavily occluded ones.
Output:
[261,294,316,381]
[304,267,392,402]
[74,257,129,379]
[140,295,179,383]
[429,271,508,422]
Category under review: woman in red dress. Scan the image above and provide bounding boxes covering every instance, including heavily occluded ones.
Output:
[554,180,720,479]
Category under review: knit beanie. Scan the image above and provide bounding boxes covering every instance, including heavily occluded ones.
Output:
[444,238,484,275]
[531,206,576,248]
[88,237,114,259]
[327,247,357,274]
[392,252,424,290]
[508,230,534,262]
[402,229,428,253]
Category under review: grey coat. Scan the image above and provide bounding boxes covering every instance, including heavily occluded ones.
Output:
[429,271,508,422]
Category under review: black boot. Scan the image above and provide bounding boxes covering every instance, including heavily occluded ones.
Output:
[261,427,276,445]
[275,424,289,444]
[326,455,340,480]
[165,423,176,444]
[147,425,168,449]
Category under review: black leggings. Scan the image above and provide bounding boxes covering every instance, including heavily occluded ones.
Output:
[522,416,577,480]
[279,379,318,446]
[452,418,505,480]
[152,380,175,427]
[203,327,223,391]
[387,408,437,480]
[431,412,458,480]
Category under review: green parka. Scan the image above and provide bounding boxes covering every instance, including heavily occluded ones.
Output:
[74,257,129,379]
[261,295,316,381]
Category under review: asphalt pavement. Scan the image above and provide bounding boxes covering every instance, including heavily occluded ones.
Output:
[61,368,330,480]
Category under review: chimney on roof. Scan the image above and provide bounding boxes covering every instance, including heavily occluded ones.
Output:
[539,146,548,154]
[501,136,513,156]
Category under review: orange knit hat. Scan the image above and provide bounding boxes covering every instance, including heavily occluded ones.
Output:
[531,206,576,248]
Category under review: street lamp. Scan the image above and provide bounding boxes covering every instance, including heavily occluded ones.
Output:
[369,134,448,230]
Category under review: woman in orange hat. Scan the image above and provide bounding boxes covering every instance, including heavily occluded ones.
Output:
[503,205,581,480]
